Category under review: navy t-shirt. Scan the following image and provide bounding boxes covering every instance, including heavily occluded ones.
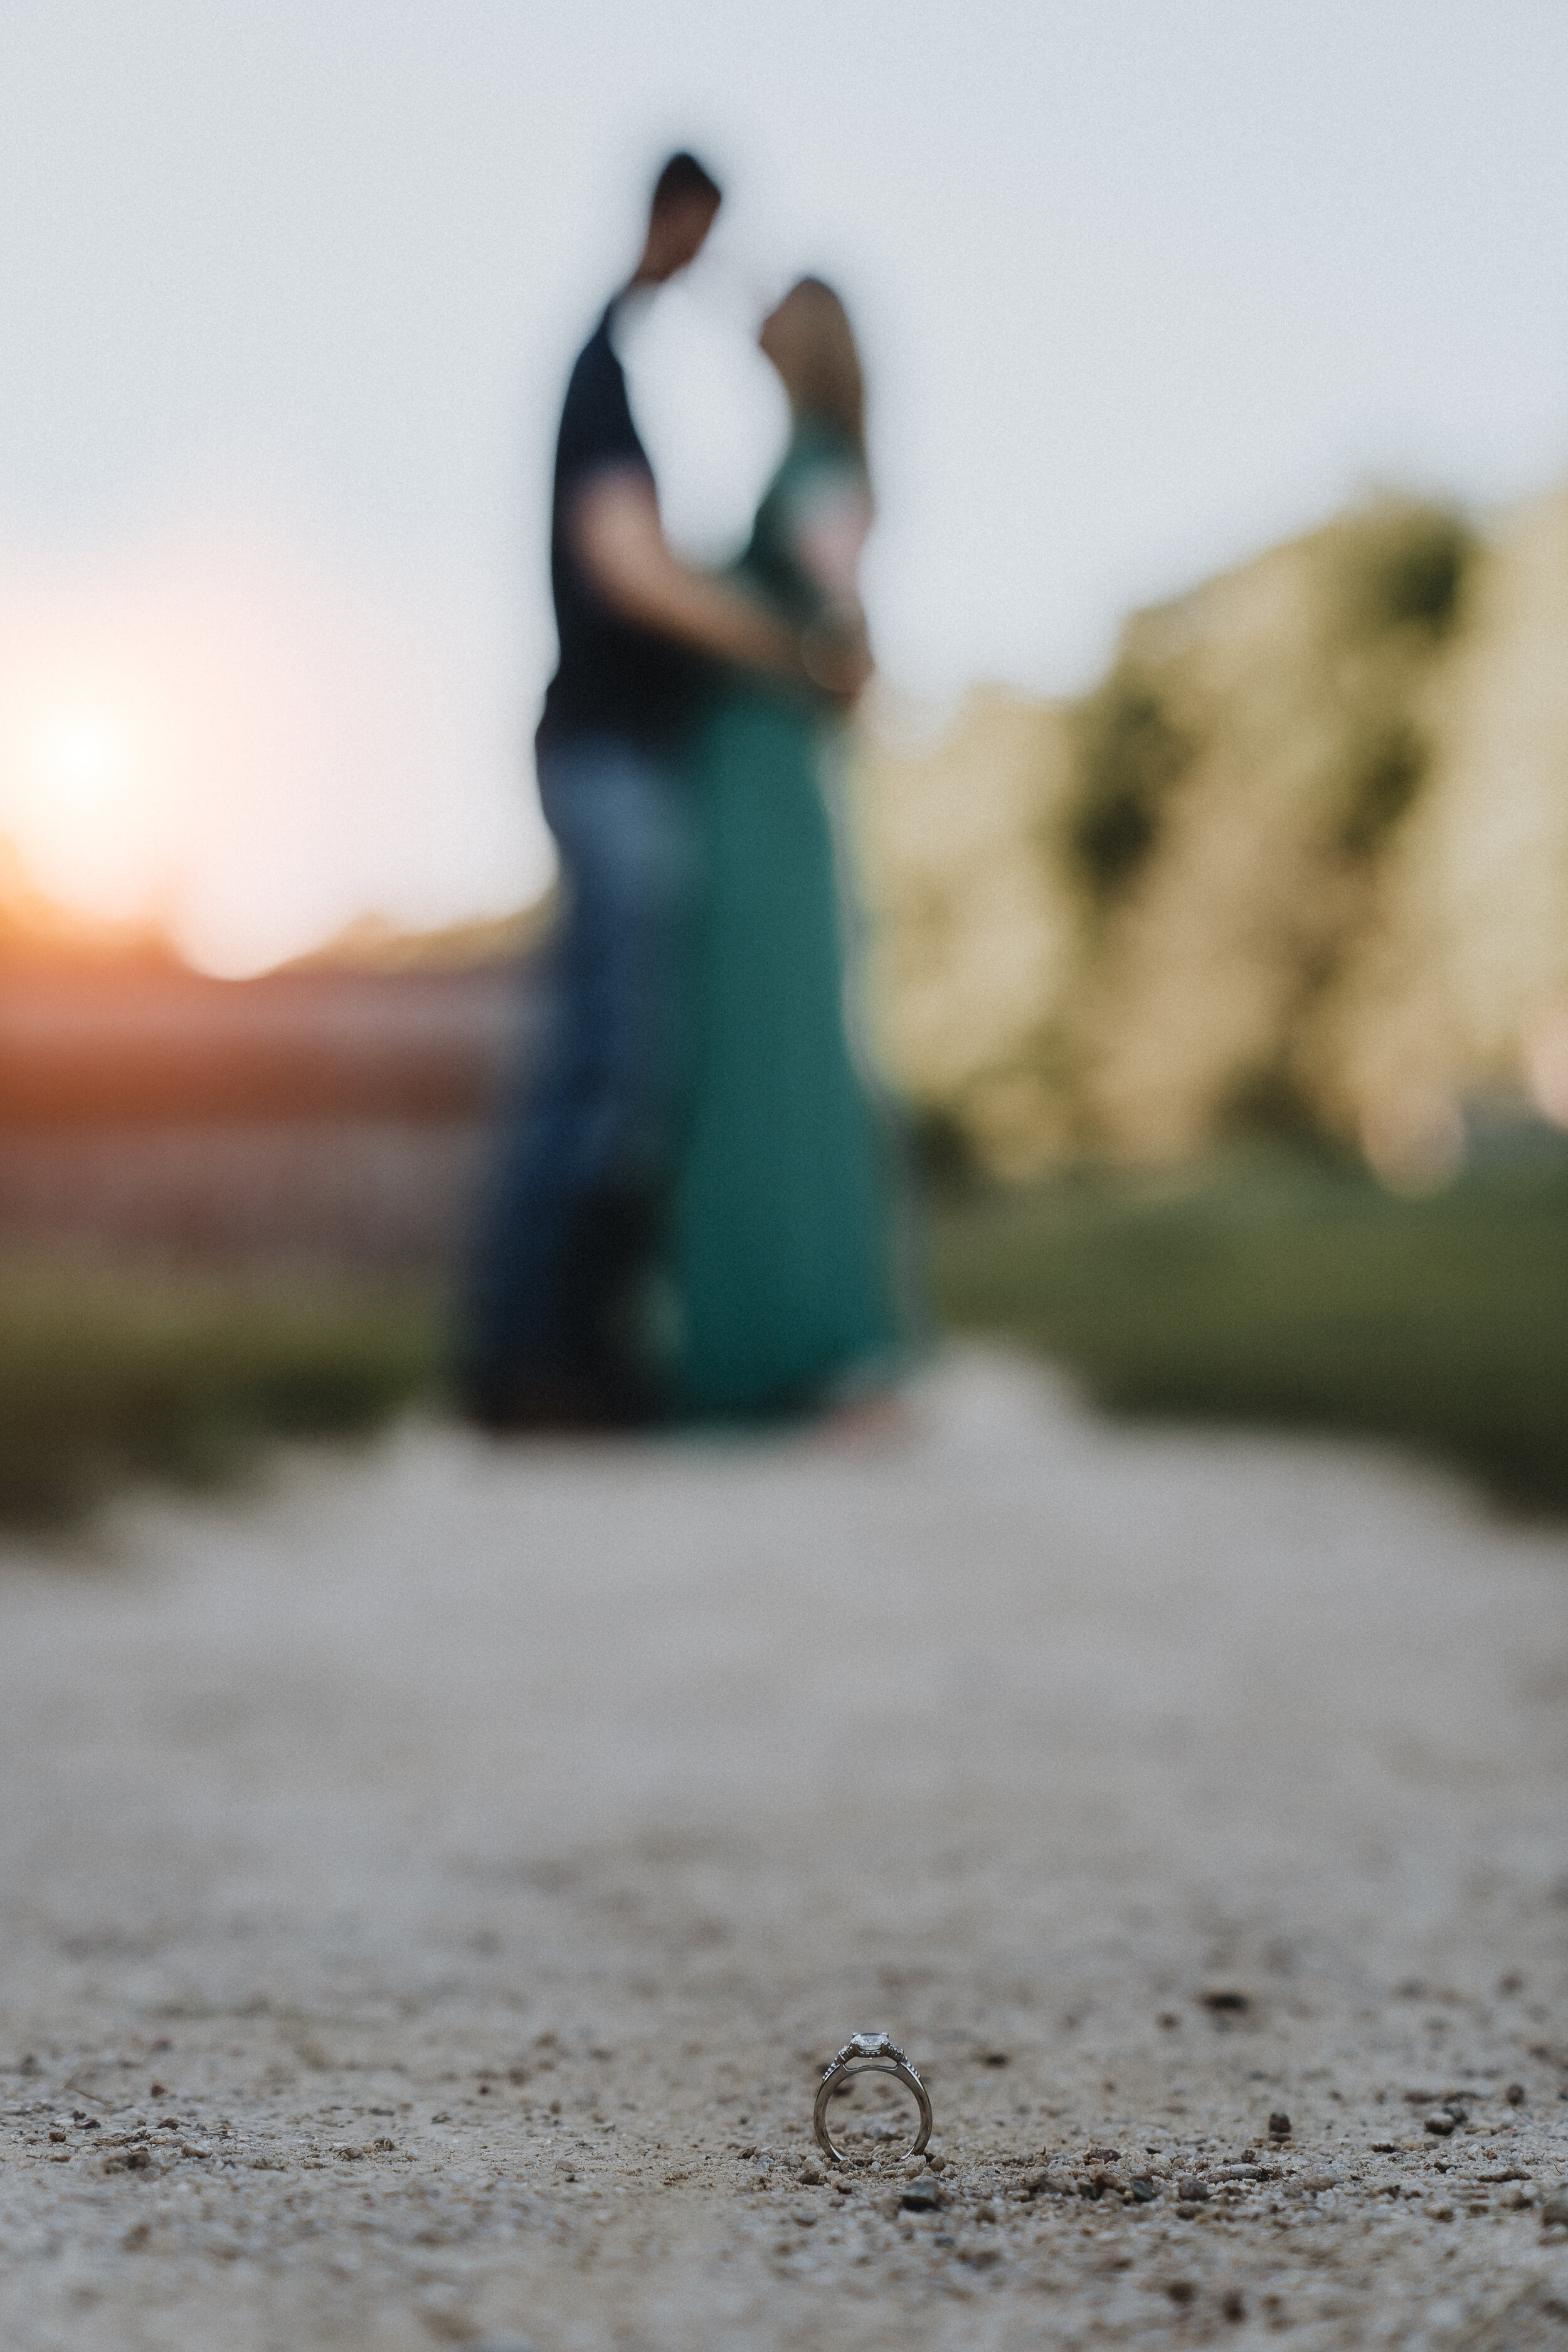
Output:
[538,303,709,748]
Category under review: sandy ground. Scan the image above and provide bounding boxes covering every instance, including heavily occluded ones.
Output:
[3,1347,1567,2352]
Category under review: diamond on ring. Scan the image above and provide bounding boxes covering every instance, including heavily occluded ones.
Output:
[813,2029,933,2165]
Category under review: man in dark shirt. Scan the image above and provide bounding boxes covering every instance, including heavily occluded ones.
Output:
[462,152,824,1429]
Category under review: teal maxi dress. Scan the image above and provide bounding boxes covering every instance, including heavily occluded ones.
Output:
[668,421,908,1419]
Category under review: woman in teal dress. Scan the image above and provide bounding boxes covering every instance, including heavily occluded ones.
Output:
[668,278,912,1420]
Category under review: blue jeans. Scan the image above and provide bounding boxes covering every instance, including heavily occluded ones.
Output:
[459,729,693,1416]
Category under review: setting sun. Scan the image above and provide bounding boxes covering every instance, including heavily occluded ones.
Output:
[0,527,549,974]
[31,708,140,808]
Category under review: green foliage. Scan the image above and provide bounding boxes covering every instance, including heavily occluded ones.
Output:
[1336,723,1426,859]
[931,1145,1568,1510]
[906,1103,989,1202]
[0,1258,439,1525]
[1065,682,1192,903]
[1343,503,1475,640]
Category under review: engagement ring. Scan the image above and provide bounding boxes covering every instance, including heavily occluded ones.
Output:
[813,2031,932,2164]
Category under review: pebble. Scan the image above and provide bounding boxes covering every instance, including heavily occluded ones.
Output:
[1540,2190,1568,2227]
[1268,2112,1292,2141]
[797,2161,824,2186]
[1175,2178,1210,2202]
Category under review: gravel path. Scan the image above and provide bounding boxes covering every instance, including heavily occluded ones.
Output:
[3,1347,1567,2351]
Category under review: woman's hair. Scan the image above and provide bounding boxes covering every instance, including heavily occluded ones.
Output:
[768,277,867,459]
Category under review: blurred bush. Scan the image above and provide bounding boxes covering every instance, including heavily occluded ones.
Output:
[856,485,1568,1176]
[0,1257,436,1524]
[931,1138,1568,1510]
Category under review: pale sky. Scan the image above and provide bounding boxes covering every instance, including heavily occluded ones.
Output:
[3,1,1566,970]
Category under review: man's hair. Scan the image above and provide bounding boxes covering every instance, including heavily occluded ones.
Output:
[650,151,723,213]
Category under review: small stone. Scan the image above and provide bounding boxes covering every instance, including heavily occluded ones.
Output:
[1165,2279,1198,2305]
[790,2208,818,2227]
[924,2152,947,2172]
[1300,2173,1340,2192]
[1128,2176,1158,2203]
[1201,1990,1250,2014]
[1221,2289,1247,2324]
[1426,2201,1455,2222]
[1268,2112,1292,2141]
[1424,2111,1458,2136]
[832,2173,856,2195]
[1540,2190,1568,2227]
[1175,2177,1210,2202]
[798,2160,824,2186]
[901,2185,942,2213]
[849,2032,892,2058]
[1506,2083,1527,2106]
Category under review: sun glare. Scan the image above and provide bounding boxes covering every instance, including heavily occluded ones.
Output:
[33,710,138,806]
[0,688,164,923]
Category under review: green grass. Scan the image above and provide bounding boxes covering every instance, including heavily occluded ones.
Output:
[5,1142,1565,1527]
[930,1140,1568,1510]
[0,1256,439,1526]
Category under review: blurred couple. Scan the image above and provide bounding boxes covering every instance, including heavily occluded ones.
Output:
[461,151,913,1433]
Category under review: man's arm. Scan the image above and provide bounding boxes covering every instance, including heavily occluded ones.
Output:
[573,471,870,697]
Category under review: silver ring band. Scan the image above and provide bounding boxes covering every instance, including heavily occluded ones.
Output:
[813,2032,932,2165]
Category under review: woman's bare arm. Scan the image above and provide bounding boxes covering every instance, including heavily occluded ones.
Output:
[792,482,874,610]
